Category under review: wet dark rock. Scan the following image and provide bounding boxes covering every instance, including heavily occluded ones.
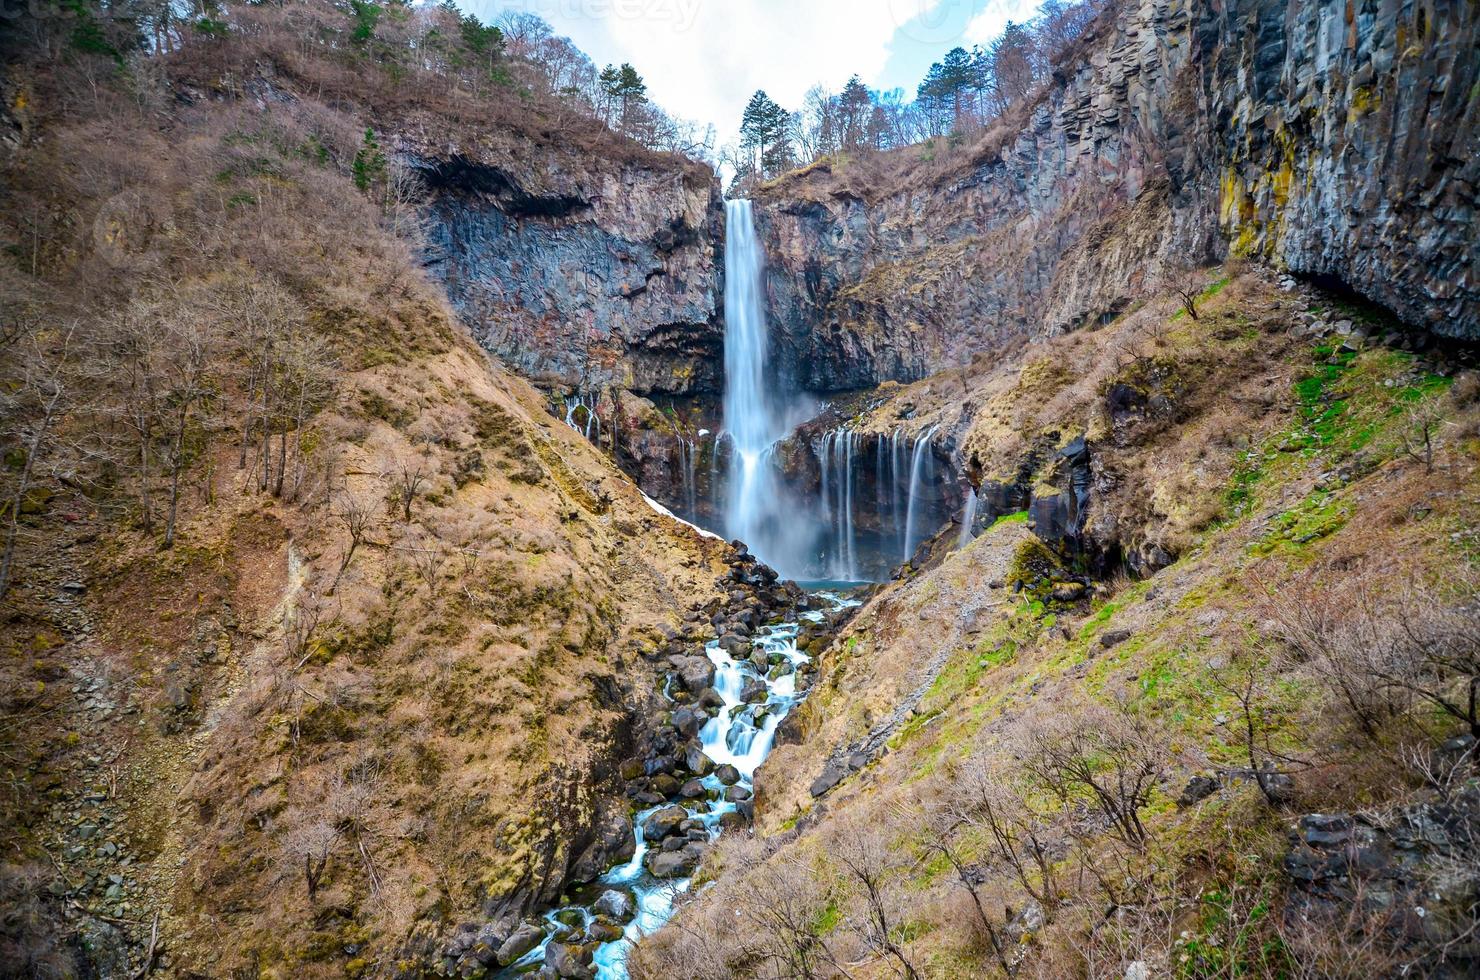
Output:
[684,746,715,775]
[670,707,702,739]
[542,940,596,979]
[677,657,716,694]
[496,924,544,966]
[1177,775,1221,808]
[641,805,689,842]
[570,814,635,884]
[588,918,624,943]
[809,762,847,798]
[714,764,740,786]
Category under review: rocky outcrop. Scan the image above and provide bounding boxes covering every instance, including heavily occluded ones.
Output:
[753,0,1479,391]
[417,145,725,396]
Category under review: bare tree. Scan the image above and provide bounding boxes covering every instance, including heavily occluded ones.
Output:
[391,457,430,524]
[285,586,329,671]
[332,488,379,593]
[733,856,839,980]
[920,805,1012,975]
[0,324,73,599]
[1024,703,1167,850]
[1211,660,1305,807]
[950,760,1060,912]
[833,826,921,980]
[1399,398,1446,474]
[156,306,221,548]
[281,814,338,902]
[1167,262,1206,321]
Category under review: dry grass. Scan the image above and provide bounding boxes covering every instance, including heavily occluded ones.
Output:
[0,29,730,978]
[640,273,1480,977]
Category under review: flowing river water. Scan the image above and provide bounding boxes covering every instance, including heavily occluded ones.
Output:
[510,590,860,978]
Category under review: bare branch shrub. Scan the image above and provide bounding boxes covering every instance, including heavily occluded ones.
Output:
[1265,567,1480,743]
[332,488,379,593]
[1024,703,1168,849]
[832,821,922,979]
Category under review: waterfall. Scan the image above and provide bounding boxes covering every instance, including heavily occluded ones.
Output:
[816,428,860,581]
[957,489,980,549]
[841,430,857,580]
[892,430,906,558]
[676,438,698,521]
[722,200,800,574]
[564,395,600,442]
[902,425,940,563]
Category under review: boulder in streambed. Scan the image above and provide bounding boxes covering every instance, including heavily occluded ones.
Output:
[685,746,715,775]
[678,657,715,693]
[641,805,688,841]
[496,923,544,966]
[592,889,636,923]
[542,940,595,979]
[714,764,740,786]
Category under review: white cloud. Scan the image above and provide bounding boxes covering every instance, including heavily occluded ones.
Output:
[502,0,951,149]
[963,0,1043,46]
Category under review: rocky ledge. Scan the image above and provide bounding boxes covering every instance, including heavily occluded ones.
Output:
[415,141,725,398]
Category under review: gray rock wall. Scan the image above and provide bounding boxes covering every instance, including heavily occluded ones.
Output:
[753,0,1478,393]
[419,150,725,396]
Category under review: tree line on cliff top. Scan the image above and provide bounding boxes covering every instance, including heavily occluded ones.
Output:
[730,0,1107,188]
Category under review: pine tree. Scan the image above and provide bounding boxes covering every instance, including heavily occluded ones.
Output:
[838,75,873,151]
[352,128,387,193]
[740,90,791,178]
[600,63,648,134]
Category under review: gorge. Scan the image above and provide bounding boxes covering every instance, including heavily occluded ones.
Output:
[2,2,1478,980]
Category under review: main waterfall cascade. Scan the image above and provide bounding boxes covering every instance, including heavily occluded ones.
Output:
[562,202,960,580]
[720,199,816,577]
[717,201,957,581]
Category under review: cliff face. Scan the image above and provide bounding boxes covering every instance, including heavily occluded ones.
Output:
[418,143,725,397]
[753,0,1479,393]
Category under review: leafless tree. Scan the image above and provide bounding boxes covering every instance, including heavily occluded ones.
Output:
[833,826,921,980]
[732,856,839,980]
[1167,262,1206,321]
[0,324,73,599]
[950,759,1060,913]
[1024,703,1167,850]
[920,805,1012,975]
[155,305,221,548]
[391,457,430,524]
[281,814,338,902]
[1400,398,1447,474]
[1210,659,1306,808]
[285,586,329,670]
[331,488,379,593]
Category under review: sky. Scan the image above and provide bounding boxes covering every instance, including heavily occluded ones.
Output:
[464,0,1046,151]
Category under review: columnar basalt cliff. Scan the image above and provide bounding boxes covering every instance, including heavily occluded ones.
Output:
[418,141,726,397]
[752,0,1479,393]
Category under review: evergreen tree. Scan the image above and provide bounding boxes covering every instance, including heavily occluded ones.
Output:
[348,0,382,46]
[838,75,873,151]
[740,90,791,178]
[352,128,387,193]
[600,63,648,133]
